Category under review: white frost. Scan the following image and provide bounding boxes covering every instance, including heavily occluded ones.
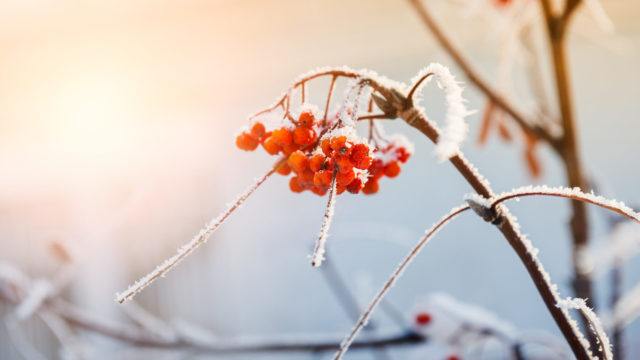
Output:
[410,63,472,161]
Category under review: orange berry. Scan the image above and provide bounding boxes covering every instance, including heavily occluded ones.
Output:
[331,136,351,155]
[350,143,372,170]
[362,179,379,194]
[288,150,308,173]
[282,143,299,156]
[300,169,315,183]
[346,178,363,194]
[298,111,315,128]
[309,154,326,172]
[368,159,385,179]
[336,168,355,187]
[289,176,305,193]
[250,122,266,139]
[336,156,354,174]
[330,136,347,150]
[276,162,291,175]
[271,128,293,146]
[313,170,333,187]
[321,139,333,156]
[293,126,317,146]
[311,186,328,196]
[396,147,411,163]
[262,136,281,155]
[236,133,259,151]
[384,161,401,178]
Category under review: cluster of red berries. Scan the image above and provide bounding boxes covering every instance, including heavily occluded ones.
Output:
[236,108,412,196]
[235,111,318,155]
[363,141,412,194]
[284,133,372,195]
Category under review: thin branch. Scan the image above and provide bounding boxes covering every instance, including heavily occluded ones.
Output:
[324,76,338,122]
[311,172,338,267]
[0,269,427,355]
[488,186,640,224]
[406,0,561,152]
[357,113,392,121]
[116,160,283,303]
[394,103,592,358]
[334,205,470,359]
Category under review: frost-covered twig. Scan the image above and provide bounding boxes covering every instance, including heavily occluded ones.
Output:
[488,185,640,224]
[311,174,338,267]
[116,164,279,303]
[558,297,613,360]
[1,261,428,355]
[406,0,559,150]
[334,205,470,359]
[408,63,471,161]
[610,282,640,331]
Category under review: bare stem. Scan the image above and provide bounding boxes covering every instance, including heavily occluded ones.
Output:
[334,205,470,359]
[116,160,283,303]
[311,173,338,267]
[488,186,640,224]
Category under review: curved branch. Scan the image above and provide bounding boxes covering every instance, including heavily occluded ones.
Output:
[489,186,640,224]
[334,205,470,359]
[406,0,561,152]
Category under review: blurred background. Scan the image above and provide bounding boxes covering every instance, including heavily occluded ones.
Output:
[0,0,638,358]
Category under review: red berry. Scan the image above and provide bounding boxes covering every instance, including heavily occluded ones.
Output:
[298,111,315,128]
[281,143,299,156]
[313,170,333,187]
[346,178,363,194]
[250,122,266,140]
[446,355,461,360]
[289,177,305,193]
[335,155,354,174]
[396,147,411,163]
[384,161,401,178]
[236,133,259,151]
[336,169,355,187]
[362,179,379,194]
[276,162,291,176]
[309,154,326,172]
[262,136,281,155]
[331,136,351,156]
[288,150,308,173]
[300,169,315,183]
[415,312,432,326]
[271,128,293,146]
[311,185,328,196]
[368,159,385,179]
[321,139,333,156]
[350,143,372,170]
[293,126,317,146]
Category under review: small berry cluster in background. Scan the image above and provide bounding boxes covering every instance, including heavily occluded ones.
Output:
[235,106,413,196]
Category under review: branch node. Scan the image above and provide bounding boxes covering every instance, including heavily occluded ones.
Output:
[465,194,502,226]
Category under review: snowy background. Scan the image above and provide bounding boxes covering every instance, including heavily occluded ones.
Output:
[0,0,638,358]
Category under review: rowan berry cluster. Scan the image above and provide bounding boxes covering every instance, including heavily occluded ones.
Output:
[364,138,412,194]
[236,106,413,197]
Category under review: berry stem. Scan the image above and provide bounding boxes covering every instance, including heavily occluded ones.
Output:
[323,75,337,124]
